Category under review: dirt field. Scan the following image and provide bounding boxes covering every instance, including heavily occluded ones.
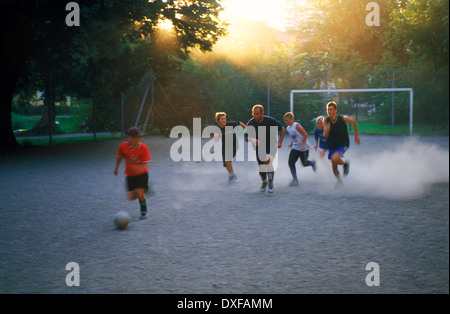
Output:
[0,134,448,294]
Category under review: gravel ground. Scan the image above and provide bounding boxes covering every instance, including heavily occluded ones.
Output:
[0,134,448,294]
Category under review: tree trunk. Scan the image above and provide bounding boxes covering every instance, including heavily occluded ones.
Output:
[0,86,19,150]
[0,4,34,150]
[0,52,23,150]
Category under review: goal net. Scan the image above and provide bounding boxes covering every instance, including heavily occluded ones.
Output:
[290,88,414,135]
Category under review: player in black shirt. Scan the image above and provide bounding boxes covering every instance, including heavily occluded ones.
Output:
[214,112,246,184]
[323,101,360,187]
[245,105,285,193]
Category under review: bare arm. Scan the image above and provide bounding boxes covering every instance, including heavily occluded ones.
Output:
[114,158,123,176]
[343,115,360,145]
[244,123,258,145]
[278,127,285,148]
[323,119,330,139]
[296,124,308,146]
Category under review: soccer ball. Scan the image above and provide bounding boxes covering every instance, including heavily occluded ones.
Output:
[114,210,131,230]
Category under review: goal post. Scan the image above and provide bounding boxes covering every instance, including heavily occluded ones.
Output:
[290,88,414,135]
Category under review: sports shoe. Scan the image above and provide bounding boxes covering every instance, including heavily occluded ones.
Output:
[343,161,350,176]
[259,180,268,192]
[268,181,274,193]
[311,160,317,172]
[335,179,343,188]
[289,180,299,186]
[140,212,147,220]
[228,174,236,184]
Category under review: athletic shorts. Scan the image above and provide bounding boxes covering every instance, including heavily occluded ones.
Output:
[328,146,348,160]
[126,172,149,191]
[222,146,237,167]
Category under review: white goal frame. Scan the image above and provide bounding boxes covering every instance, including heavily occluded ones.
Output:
[290,88,414,135]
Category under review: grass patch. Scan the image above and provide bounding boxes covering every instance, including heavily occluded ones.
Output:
[17,133,123,147]
[353,117,449,135]
[13,113,84,135]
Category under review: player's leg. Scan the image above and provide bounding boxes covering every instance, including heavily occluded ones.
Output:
[126,175,138,200]
[224,161,236,183]
[331,146,349,176]
[331,158,341,178]
[330,151,344,166]
[288,150,300,185]
[225,144,238,184]
[257,153,269,191]
[137,188,147,219]
[127,191,137,201]
[224,160,233,174]
[328,149,342,186]
[136,173,149,219]
[299,150,316,171]
[266,154,275,193]
[330,151,344,187]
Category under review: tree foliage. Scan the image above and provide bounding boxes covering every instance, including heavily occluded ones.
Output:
[290,0,448,129]
[3,0,448,149]
[1,0,226,148]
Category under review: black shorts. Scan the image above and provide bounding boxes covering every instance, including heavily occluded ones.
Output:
[126,172,149,191]
[222,145,238,167]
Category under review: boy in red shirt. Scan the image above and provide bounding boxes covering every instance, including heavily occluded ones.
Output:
[114,127,151,219]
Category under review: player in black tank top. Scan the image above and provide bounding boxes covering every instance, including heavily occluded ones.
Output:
[323,101,360,187]
[325,115,350,149]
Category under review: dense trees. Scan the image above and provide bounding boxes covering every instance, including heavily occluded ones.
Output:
[289,0,449,128]
[3,0,448,149]
[158,0,447,133]
[1,0,226,149]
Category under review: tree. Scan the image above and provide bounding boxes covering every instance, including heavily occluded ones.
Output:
[288,0,448,130]
[0,0,226,149]
[388,0,449,129]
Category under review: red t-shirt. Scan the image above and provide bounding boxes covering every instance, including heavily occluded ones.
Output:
[117,142,151,176]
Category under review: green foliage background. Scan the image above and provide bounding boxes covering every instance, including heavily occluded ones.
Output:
[9,0,449,140]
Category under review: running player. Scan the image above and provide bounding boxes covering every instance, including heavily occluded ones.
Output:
[214,112,246,184]
[314,116,328,160]
[245,104,285,193]
[283,112,316,186]
[323,101,360,187]
[114,127,151,219]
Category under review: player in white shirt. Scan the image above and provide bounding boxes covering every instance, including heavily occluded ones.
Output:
[283,112,316,186]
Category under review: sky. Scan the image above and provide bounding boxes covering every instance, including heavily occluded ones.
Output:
[220,0,289,31]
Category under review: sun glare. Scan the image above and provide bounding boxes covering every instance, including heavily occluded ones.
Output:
[220,0,289,31]
[158,18,174,31]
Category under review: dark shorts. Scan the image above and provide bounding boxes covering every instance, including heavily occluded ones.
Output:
[222,146,238,167]
[328,146,348,160]
[222,139,238,167]
[126,172,149,191]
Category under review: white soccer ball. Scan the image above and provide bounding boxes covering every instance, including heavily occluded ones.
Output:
[113,211,131,230]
